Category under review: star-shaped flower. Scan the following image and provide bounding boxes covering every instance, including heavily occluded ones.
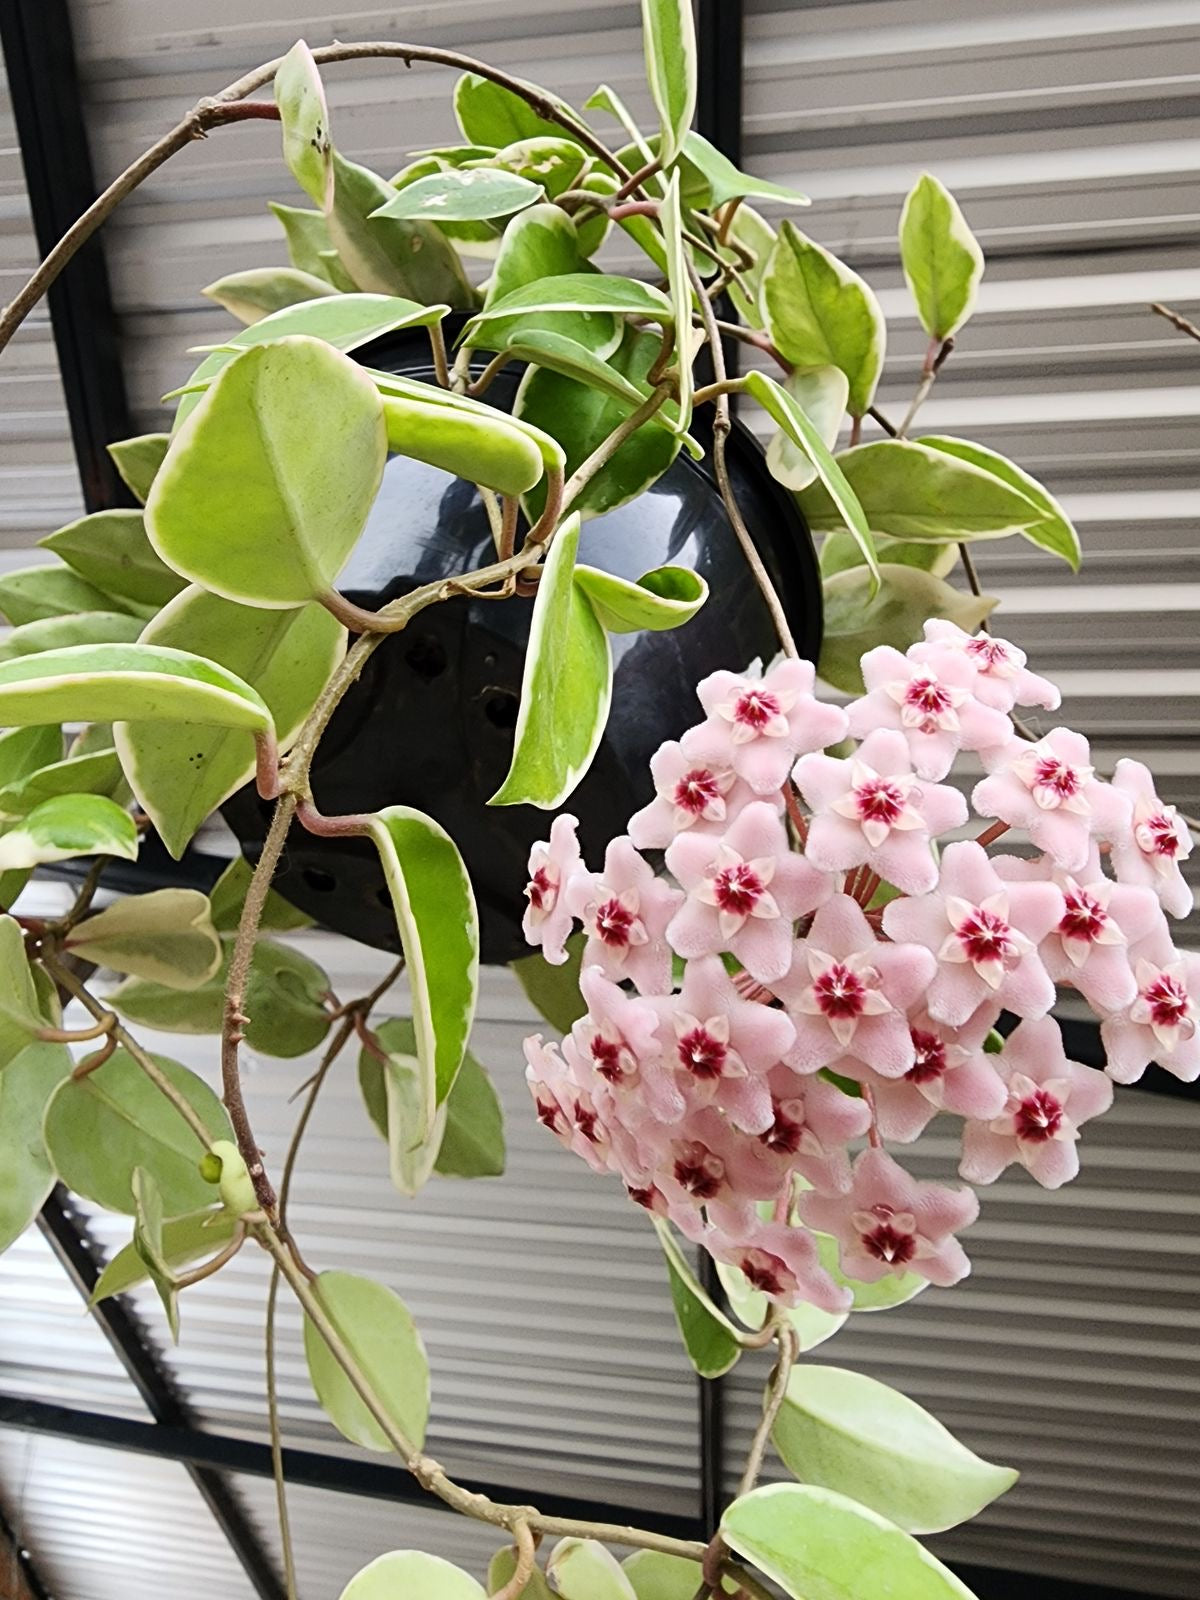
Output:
[846,643,1012,780]
[916,620,1061,713]
[1108,759,1194,919]
[521,813,582,963]
[709,1218,851,1312]
[628,729,767,850]
[691,659,849,795]
[972,728,1131,872]
[567,836,683,995]
[746,1065,871,1193]
[1100,948,1200,1084]
[846,1004,1007,1142]
[570,966,684,1125]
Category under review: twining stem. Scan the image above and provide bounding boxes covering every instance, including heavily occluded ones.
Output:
[174,1223,247,1289]
[35,1013,114,1044]
[490,1522,536,1600]
[1150,302,1200,345]
[737,1319,799,1497]
[264,1265,298,1600]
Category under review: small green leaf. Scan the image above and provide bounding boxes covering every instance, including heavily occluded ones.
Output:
[435,1052,505,1179]
[715,1260,847,1352]
[389,152,505,257]
[327,151,474,307]
[490,515,612,809]
[652,1217,742,1379]
[150,338,386,608]
[815,1229,929,1310]
[131,1167,181,1340]
[621,1553,739,1600]
[43,1048,234,1216]
[275,40,333,208]
[303,1269,429,1452]
[918,435,1081,570]
[202,267,337,325]
[819,563,996,696]
[0,915,51,1071]
[115,587,344,857]
[91,1207,238,1303]
[681,132,809,209]
[573,564,707,633]
[365,809,479,1134]
[0,566,143,627]
[724,203,775,328]
[40,509,187,610]
[548,1539,637,1600]
[509,932,586,1033]
[820,530,956,581]
[269,202,355,287]
[466,273,673,345]
[640,0,697,165]
[208,854,313,933]
[0,794,136,870]
[358,1018,445,1198]
[0,611,145,664]
[0,726,63,790]
[482,136,589,200]
[0,643,272,736]
[481,203,619,356]
[382,392,545,496]
[0,745,126,816]
[0,1041,72,1254]
[772,1365,1018,1534]
[489,1546,555,1600]
[373,168,544,223]
[107,434,170,504]
[761,223,887,417]
[64,889,222,989]
[341,1551,483,1600]
[899,173,984,343]
[720,1484,980,1600]
[798,438,1043,543]
[764,366,848,492]
[660,171,693,433]
[454,73,571,147]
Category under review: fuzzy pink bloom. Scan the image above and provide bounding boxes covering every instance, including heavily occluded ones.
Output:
[1108,759,1194,919]
[798,1147,978,1288]
[846,644,1012,781]
[666,802,831,985]
[848,1005,1006,1143]
[691,659,848,795]
[648,955,795,1134]
[748,1065,872,1193]
[1100,949,1200,1084]
[522,814,582,963]
[774,895,937,1077]
[709,1218,852,1313]
[567,836,683,996]
[524,1034,613,1174]
[917,620,1061,714]
[959,1016,1113,1189]
[571,966,684,1124]
[794,728,967,895]
[972,728,1131,873]
[628,730,766,851]
[882,841,1065,1025]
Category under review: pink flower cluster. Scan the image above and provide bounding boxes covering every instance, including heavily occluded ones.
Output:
[521,626,1196,1309]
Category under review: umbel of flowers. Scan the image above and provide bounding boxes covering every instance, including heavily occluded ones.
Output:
[521,622,1195,1310]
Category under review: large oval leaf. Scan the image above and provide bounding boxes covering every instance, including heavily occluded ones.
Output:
[772,1366,1017,1534]
[382,393,545,496]
[326,151,473,308]
[918,435,1081,570]
[0,644,271,734]
[640,0,697,165]
[0,565,142,627]
[548,1540,637,1600]
[454,72,570,147]
[148,338,386,608]
[368,370,566,477]
[366,808,479,1134]
[40,510,187,609]
[466,273,673,346]
[303,1269,429,1452]
[0,793,137,870]
[0,611,145,663]
[202,267,337,325]
[275,40,332,208]
[482,203,618,356]
[652,1217,742,1380]
[64,889,222,989]
[340,1551,483,1600]
[434,1052,505,1180]
[115,586,344,857]
[489,515,612,808]
[720,1484,979,1600]
[43,1048,233,1216]
[0,726,62,790]
[819,563,996,696]
[899,174,984,343]
[0,1042,72,1254]
[0,746,126,816]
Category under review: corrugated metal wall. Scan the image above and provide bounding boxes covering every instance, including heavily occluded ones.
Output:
[1,2,1198,1597]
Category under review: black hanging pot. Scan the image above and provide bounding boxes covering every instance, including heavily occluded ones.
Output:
[221,327,823,964]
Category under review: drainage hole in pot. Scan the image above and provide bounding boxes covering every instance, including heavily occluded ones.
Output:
[483,690,519,731]
[302,866,337,893]
[405,633,447,682]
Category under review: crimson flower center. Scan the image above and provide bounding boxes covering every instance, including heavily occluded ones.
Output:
[740,1251,787,1296]
[1033,755,1081,798]
[905,676,952,715]
[813,962,869,1020]
[855,778,907,824]
[1142,974,1191,1030]
[590,1036,626,1082]
[673,768,722,816]
[677,1026,727,1080]
[906,1028,946,1084]
[594,897,636,948]
[859,1209,917,1265]
[760,1102,804,1154]
[673,1148,724,1199]
[1059,888,1108,944]
[535,1097,562,1133]
[1141,813,1181,858]
[733,689,782,732]
[1013,1087,1064,1143]
[956,906,1016,963]
[712,863,766,915]
[526,866,555,911]
[573,1101,601,1142]
[966,637,1012,671]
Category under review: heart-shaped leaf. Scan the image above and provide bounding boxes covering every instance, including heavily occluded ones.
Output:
[115,586,344,857]
[64,889,222,989]
[373,168,544,223]
[202,267,337,325]
[652,1216,742,1379]
[208,854,313,933]
[382,392,545,496]
[326,152,474,307]
[43,1048,233,1216]
[466,273,673,346]
[40,509,187,610]
[91,1207,239,1303]
[548,1539,637,1600]
[918,435,1081,569]
[761,223,887,417]
[0,746,126,816]
[340,1551,483,1600]
[434,1051,505,1179]
[131,1167,181,1340]
[573,564,707,633]
[0,644,272,735]
[899,174,984,343]
[303,1269,430,1452]
[0,611,145,663]
[621,1552,741,1600]
[819,563,996,696]
[269,202,355,287]
[764,366,848,492]
[681,133,809,210]
[772,1365,1017,1534]
[715,1260,847,1353]
[660,171,693,433]
[0,566,143,627]
[365,808,479,1133]
[149,337,386,608]
[510,933,587,1033]
[489,515,612,808]
[640,0,697,165]
[454,73,571,147]
[481,204,619,356]
[721,1484,980,1600]
[275,40,333,208]
[0,1041,72,1253]
[0,794,137,870]
[107,434,170,504]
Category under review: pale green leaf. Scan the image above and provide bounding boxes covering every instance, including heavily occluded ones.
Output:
[898,173,984,343]
[454,72,570,147]
[365,808,479,1134]
[275,40,333,208]
[509,933,586,1033]
[0,794,136,870]
[434,1052,505,1179]
[772,1365,1017,1534]
[819,562,996,696]
[202,267,337,325]
[640,0,697,164]
[358,1017,446,1198]
[918,435,1081,570]
[303,1269,430,1452]
[489,1546,554,1600]
[43,1048,233,1216]
[584,84,656,167]
[820,530,957,581]
[0,611,145,663]
[326,151,474,307]
[480,136,589,200]
[268,202,355,288]
[573,564,707,633]
[365,370,566,477]
[373,168,543,222]
[115,587,344,857]
[40,509,187,610]
[764,366,848,492]
[681,132,809,209]
[341,1551,483,1600]
[490,515,612,808]
[150,338,386,608]
[725,203,775,329]
[208,853,313,933]
[548,1539,636,1600]
[720,1483,980,1600]
[91,1207,238,1303]
[715,1260,847,1352]
[652,1216,742,1379]
[466,273,673,345]
[389,152,505,258]
[660,171,693,433]
[481,203,619,356]
[0,915,50,1073]
[0,1042,72,1253]
[64,889,222,989]
[382,392,545,496]
[0,746,126,816]
[131,1166,180,1340]
[107,434,170,504]
[0,727,62,790]
[0,565,143,627]
[621,1553,739,1600]
[761,223,887,417]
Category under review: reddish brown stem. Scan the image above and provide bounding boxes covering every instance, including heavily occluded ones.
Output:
[975,820,1011,848]
[784,784,809,845]
[295,799,373,839]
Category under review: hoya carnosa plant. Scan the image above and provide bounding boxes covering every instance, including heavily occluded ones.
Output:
[0,3,1192,1599]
